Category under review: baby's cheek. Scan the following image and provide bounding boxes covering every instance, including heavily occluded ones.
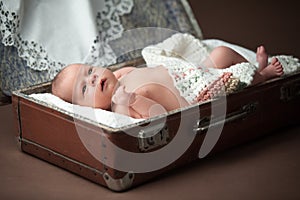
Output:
[93,91,110,109]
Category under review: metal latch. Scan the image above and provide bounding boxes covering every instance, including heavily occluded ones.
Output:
[138,123,169,152]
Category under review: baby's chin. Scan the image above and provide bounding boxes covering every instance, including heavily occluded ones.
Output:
[92,97,112,110]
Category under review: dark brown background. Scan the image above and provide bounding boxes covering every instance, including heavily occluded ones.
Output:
[1,1,300,199]
[188,0,300,58]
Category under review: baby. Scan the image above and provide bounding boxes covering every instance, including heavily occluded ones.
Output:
[51,45,283,119]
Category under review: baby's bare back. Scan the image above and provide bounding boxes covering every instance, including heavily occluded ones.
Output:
[119,66,189,111]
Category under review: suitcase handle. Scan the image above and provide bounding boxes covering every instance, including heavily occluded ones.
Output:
[194,102,258,134]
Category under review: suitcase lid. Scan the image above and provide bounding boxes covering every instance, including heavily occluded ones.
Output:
[0,0,202,68]
[11,0,204,131]
[106,0,203,64]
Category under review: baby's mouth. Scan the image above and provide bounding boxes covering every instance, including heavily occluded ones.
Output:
[100,78,106,91]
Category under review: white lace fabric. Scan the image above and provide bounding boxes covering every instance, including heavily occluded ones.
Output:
[0,0,133,77]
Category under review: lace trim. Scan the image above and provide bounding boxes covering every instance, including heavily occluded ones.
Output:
[0,0,133,72]
[0,1,19,46]
[85,0,134,66]
[0,2,63,73]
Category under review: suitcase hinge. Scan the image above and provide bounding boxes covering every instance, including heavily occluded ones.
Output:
[138,123,169,152]
[103,172,134,192]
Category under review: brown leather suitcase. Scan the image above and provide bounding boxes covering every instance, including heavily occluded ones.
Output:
[11,0,300,192]
[11,64,300,191]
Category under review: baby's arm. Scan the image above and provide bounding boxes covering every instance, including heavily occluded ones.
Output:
[113,104,144,119]
[112,86,167,118]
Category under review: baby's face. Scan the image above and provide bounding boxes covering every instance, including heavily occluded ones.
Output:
[63,64,118,109]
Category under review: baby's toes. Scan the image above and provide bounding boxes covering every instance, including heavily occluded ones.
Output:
[277,66,284,75]
[271,57,278,65]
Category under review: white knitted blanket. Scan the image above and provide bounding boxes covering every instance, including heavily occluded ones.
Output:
[29,93,144,129]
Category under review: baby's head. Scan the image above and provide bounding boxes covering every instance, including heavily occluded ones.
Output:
[51,63,118,110]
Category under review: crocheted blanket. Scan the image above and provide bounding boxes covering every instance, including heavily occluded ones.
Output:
[142,33,300,103]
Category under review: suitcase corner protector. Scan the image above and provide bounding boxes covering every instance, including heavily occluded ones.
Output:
[103,172,134,192]
[16,136,22,151]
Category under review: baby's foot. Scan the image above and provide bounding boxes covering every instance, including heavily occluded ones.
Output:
[256,45,268,72]
[259,57,284,80]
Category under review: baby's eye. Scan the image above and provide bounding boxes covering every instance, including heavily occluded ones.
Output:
[88,68,93,75]
[82,85,87,94]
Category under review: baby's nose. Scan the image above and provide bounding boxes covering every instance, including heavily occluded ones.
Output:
[88,74,98,86]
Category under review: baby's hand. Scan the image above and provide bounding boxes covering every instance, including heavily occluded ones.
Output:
[112,85,136,106]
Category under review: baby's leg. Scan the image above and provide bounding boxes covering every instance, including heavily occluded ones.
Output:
[202,46,247,69]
